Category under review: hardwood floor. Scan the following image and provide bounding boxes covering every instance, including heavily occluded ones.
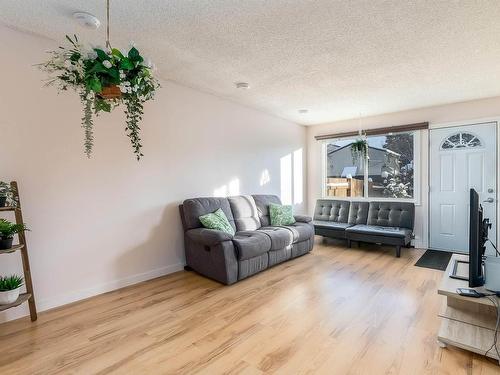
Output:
[1,238,499,374]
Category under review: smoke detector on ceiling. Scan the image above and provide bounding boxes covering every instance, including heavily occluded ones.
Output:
[298,109,309,114]
[73,12,101,30]
[235,82,250,89]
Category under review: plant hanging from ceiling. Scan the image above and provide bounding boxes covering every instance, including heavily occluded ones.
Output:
[350,131,369,163]
[38,0,159,160]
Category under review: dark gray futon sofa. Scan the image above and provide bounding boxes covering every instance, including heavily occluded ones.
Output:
[179,195,314,284]
[313,199,414,257]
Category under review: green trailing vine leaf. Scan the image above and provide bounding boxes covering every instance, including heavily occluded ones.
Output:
[39,35,160,160]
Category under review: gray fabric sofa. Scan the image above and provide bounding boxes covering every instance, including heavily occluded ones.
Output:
[313,199,414,257]
[179,195,314,284]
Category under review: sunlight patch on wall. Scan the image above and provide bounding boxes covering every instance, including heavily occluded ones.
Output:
[213,178,240,197]
[213,185,228,197]
[260,169,271,186]
[293,149,303,204]
[228,178,240,196]
[280,154,292,205]
[280,148,303,205]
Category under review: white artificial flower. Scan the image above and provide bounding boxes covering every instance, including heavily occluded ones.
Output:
[120,73,126,79]
[102,60,112,69]
[142,58,152,68]
[87,50,98,60]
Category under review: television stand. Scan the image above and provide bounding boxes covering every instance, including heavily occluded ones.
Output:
[438,254,500,364]
[448,258,469,281]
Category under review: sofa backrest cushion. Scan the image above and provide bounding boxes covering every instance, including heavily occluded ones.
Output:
[181,197,236,231]
[252,195,282,227]
[367,201,415,229]
[313,199,350,223]
[228,195,261,231]
[348,201,370,225]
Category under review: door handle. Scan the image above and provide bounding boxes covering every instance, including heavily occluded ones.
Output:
[483,198,495,203]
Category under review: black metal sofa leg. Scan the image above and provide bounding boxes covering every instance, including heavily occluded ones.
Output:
[396,245,401,258]
[184,265,193,271]
[347,239,351,248]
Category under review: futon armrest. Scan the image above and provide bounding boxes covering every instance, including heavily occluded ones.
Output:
[185,228,234,246]
[294,215,312,223]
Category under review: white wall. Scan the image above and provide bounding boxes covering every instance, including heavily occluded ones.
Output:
[307,97,500,249]
[0,25,307,321]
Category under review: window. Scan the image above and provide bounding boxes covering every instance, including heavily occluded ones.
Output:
[324,131,417,200]
[441,132,482,150]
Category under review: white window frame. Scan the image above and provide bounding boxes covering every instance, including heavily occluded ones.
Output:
[321,130,421,205]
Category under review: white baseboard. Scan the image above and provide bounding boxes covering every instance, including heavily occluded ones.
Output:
[0,262,184,323]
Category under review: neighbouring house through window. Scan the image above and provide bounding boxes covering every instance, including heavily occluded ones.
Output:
[324,131,416,199]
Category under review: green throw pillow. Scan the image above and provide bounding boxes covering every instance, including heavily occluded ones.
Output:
[269,203,296,226]
[199,208,235,235]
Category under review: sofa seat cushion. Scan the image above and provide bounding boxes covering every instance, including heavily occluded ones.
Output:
[257,227,293,250]
[313,220,352,230]
[232,231,271,260]
[345,224,412,239]
[265,222,314,244]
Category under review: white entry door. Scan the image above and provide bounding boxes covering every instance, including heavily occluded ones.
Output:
[430,122,497,254]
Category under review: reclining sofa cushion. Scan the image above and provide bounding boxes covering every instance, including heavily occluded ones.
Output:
[232,231,271,260]
[252,194,283,226]
[285,222,315,243]
[313,199,350,223]
[367,202,414,229]
[228,195,261,231]
[257,227,293,250]
[182,197,236,232]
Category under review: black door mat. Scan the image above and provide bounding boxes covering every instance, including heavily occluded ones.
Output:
[414,250,453,271]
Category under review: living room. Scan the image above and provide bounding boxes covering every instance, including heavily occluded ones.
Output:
[1,1,500,374]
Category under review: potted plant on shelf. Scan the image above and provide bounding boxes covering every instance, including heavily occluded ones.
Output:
[0,182,14,208]
[0,219,29,250]
[0,275,24,305]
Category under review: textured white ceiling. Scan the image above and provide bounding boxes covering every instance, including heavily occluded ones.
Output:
[2,0,500,125]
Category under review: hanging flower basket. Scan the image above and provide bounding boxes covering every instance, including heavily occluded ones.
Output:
[98,85,122,100]
[38,35,160,160]
[351,138,369,163]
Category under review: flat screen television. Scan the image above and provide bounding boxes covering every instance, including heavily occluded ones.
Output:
[469,188,485,287]
[449,188,490,286]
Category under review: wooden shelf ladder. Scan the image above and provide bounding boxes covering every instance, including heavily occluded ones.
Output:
[0,181,37,321]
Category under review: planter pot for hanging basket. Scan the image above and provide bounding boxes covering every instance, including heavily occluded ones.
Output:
[0,287,21,305]
[0,237,13,250]
[0,196,6,207]
[98,85,122,99]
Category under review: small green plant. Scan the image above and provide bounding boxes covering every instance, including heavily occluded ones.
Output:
[0,275,23,291]
[0,219,29,239]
